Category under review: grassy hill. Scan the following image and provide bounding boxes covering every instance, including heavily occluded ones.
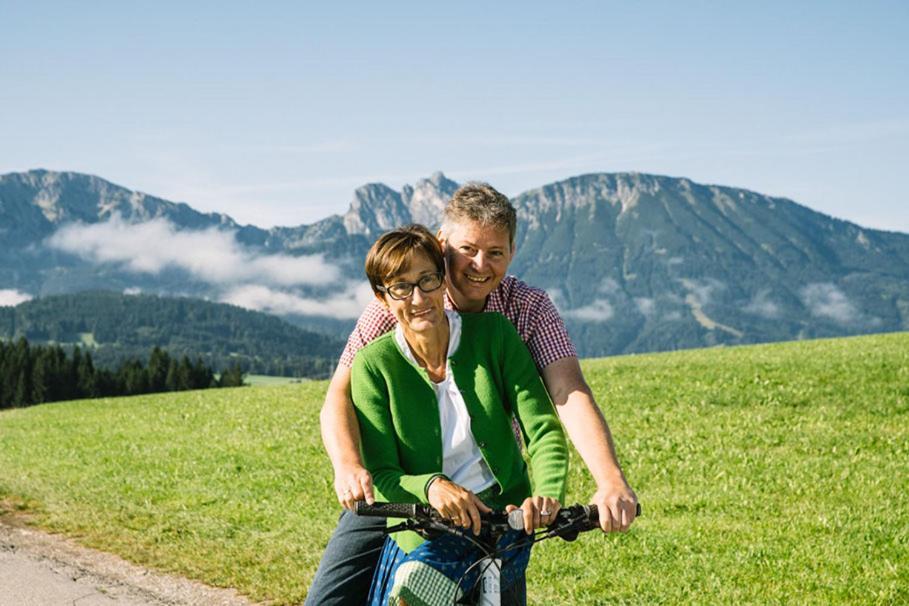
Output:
[1,333,907,604]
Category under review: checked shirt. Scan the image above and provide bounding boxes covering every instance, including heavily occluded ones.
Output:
[338,275,577,371]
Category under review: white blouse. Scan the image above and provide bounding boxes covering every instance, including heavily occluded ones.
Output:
[394,310,496,494]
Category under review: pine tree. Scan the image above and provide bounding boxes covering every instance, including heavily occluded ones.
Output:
[14,368,30,407]
[31,349,49,404]
[147,347,170,392]
[77,350,97,397]
[218,363,246,388]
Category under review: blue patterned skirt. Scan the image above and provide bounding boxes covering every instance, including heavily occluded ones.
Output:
[367,529,532,606]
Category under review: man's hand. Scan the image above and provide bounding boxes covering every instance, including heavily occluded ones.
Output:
[321,364,376,510]
[334,463,375,510]
[591,481,637,532]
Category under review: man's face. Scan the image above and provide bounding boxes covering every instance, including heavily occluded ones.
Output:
[440,220,514,310]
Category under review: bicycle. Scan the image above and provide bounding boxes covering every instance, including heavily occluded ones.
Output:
[355,500,641,605]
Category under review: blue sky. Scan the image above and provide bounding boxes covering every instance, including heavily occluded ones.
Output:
[2,1,907,231]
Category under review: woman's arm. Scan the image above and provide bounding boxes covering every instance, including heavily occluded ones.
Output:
[498,316,569,503]
[350,354,440,504]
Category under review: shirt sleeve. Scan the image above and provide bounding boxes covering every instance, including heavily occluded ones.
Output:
[338,299,398,368]
[522,289,578,371]
[498,316,568,502]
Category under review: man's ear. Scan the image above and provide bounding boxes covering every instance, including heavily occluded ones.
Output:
[436,229,446,248]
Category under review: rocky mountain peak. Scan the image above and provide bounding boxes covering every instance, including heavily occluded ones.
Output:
[342,172,458,236]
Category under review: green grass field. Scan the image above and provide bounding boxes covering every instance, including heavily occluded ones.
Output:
[1,333,907,604]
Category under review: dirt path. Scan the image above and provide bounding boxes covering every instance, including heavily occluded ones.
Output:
[0,514,259,606]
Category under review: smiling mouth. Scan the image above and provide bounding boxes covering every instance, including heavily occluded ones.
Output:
[465,274,490,284]
[411,307,434,317]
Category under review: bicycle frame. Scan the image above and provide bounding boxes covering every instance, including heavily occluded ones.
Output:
[355,501,641,605]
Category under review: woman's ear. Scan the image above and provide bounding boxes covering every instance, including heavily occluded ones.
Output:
[375,291,389,309]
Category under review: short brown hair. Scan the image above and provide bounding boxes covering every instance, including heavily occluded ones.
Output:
[365,224,445,295]
[441,182,516,246]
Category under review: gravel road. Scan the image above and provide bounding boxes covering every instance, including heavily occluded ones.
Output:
[0,516,258,606]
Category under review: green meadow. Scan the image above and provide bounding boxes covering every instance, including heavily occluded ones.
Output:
[1,333,907,604]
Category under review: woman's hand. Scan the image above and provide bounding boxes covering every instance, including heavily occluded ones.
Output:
[427,477,491,535]
[506,496,562,534]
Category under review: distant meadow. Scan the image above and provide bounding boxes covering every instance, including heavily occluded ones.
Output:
[1,333,907,604]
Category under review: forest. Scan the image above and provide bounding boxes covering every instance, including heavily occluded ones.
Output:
[0,339,244,409]
[0,292,344,378]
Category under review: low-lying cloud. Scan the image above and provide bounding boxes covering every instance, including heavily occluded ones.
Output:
[679,277,725,306]
[548,280,619,323]
[635,297,655,317]
[800,283,857,324]
[43,216,369,320]
[0,289,32,307]
[221,283,375,320]
[47,216,338,287]
[564,299,614,322]
[744,289,781,319]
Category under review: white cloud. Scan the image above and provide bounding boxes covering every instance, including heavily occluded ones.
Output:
[563,299,614,323]
[46,216,339,287]
[635,297,655,317]
[0,289,32,307]
[800,283,857,324]
[744,289,781,319]
[548,284,616,323]
[221,282,375,320]
[679,278,724,306]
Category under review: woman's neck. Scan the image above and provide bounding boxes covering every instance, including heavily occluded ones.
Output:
[402,314,450,379]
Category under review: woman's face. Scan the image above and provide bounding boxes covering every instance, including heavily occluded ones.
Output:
[379,251,446,334]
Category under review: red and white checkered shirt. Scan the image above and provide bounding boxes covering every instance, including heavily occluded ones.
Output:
[338,275,577,371]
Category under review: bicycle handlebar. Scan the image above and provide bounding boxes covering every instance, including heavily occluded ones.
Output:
[355,501,437,519]
[354,500,641,541]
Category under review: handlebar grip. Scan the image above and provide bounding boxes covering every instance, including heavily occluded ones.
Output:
[354,501,433,519]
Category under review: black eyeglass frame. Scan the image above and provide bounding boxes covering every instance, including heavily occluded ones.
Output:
[376,271,445,301]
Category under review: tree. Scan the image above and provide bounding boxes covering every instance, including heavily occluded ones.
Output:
[77,350,97,397]
[218,363,246,388]
[31,349,49,404]
[147,347,170,392]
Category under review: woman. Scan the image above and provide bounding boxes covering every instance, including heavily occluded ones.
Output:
[351,224,568,605]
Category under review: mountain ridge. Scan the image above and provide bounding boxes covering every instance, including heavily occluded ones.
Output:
[1,168,906,357]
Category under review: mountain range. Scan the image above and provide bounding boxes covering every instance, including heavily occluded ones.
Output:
[1,168,907,358]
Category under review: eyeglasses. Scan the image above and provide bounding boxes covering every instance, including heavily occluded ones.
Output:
[377,272,444,300]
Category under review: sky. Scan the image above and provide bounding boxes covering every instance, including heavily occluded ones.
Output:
[2,1,908,232]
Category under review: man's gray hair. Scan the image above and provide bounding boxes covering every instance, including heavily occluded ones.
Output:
[440,182,517,247]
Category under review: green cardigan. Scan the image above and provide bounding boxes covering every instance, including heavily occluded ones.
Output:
[351,312,568,552]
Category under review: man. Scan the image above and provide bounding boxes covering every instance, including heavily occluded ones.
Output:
[306,183,637,605]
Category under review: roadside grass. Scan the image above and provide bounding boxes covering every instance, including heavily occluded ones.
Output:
[1,332,907,604]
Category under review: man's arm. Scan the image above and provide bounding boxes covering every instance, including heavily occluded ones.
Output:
[319,363,375,509]
[540,356,638,532]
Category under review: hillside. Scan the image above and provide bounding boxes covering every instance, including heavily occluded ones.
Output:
[1,169,908,356]
[510,173,909,355]
[0,292,344,378]
[1,332,907,604]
